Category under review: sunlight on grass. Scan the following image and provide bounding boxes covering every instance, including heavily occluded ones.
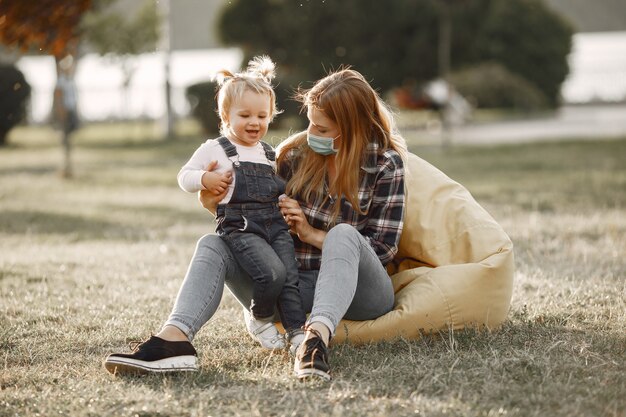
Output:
[1,125,624,417]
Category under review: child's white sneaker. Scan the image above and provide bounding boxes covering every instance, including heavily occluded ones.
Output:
[242,308,286,349]
[288,330,305,356]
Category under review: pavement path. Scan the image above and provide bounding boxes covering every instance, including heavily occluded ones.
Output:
[410,104,626,146]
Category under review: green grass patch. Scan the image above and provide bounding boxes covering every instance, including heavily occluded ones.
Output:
[1,126,624,416]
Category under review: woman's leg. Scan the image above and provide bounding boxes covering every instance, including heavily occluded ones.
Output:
[164,233,247,341]
[307,224,395,335]
[294,224,394,380]
[104,233,248,374]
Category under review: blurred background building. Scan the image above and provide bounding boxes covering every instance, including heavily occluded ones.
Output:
[545,0,626,104]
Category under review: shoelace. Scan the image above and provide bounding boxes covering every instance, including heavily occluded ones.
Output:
[128,340,144,352]
[303,326,324,340]
[300,327,327,358]
[128,334,155,352]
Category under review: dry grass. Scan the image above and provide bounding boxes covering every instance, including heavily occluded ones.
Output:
[1,126,624,417]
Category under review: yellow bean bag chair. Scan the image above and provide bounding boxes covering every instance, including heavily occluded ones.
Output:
[332,152,515,344]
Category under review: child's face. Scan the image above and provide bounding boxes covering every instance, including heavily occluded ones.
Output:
[225,90,271,146]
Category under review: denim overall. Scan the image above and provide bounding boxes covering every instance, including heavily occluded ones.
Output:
[215,137,305,332]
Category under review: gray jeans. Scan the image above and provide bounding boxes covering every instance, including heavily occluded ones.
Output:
[165,223,395,339]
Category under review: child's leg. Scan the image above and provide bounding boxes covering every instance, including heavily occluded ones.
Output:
[223,231,288,349]
[222,232,287,319]
[271,230,307,333]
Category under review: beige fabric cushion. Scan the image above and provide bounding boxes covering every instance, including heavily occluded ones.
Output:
[331,152,514,344]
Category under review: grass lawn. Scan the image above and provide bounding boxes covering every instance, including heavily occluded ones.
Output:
[1,125,625,417]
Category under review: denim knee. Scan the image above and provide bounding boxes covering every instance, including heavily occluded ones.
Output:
[197,233,227,251]
[323,224,360,247]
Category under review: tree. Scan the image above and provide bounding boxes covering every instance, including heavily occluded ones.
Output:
[474,0,573,106]
[217,0,573,120]
[81,0,161,117]
[0,0,92,177]
[0,1,92,58]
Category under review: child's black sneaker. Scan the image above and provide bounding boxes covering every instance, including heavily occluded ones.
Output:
[293,329,331,381]
[103,335,198,375]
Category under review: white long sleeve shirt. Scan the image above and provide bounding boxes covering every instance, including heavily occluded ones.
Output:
[177,138,275,204]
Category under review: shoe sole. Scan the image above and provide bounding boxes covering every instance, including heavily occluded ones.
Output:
[103,355,198,375]
[295,367,331,381]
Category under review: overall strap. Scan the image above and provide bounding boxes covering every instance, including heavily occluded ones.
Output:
[260,141,276,162]
[216,136,238,158]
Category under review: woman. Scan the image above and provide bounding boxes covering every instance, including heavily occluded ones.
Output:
[103,68,406,381]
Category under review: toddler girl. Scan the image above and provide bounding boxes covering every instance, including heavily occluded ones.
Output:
[178,56,305,351]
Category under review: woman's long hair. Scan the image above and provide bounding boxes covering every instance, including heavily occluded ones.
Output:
[278,68,407,218]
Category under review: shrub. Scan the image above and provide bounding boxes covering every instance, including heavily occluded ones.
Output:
[448,62,549,111]
[0,64,31,146]
[475,0,573,106]
[185,80,220,136]
[273,72,307,131]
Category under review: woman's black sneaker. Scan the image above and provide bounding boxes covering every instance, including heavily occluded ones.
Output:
[293,330,331,381]
[103,335,198,375]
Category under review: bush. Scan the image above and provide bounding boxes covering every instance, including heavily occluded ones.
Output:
[475,0,573,106]
[449,62,549,111]
[273,72,307,131]
[0,64,31,146]
[185,80,220,136]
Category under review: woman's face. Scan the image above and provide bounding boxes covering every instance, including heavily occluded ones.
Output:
[307,107,340,140]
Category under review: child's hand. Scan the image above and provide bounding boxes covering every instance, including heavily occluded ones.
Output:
[201,161,232,196]
[198,161,231,215]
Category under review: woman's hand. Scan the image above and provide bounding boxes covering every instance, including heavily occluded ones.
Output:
[279,196,326,249]
[198,160,230,216]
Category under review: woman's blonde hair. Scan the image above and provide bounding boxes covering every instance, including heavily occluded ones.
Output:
[278,68,407,217]
[215,55,281,136]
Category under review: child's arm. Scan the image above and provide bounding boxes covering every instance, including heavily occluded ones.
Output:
[178,141,231,193]
[199,161,229,215]
[201,168,232,196]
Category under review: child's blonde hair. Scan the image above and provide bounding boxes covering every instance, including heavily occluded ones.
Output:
[215,55,281,136]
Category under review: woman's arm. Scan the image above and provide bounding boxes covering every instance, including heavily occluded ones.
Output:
[362,152,406,265]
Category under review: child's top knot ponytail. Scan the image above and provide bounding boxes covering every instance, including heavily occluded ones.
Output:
[246,55,276,83]
[215,69,236,87]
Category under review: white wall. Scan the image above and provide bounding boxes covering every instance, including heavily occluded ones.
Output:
[16,48,242,123]
[561,31,626,103]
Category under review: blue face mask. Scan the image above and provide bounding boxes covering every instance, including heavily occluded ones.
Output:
[307,133,339,155]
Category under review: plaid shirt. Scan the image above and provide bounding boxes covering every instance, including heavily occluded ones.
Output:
[278,143,405,270]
